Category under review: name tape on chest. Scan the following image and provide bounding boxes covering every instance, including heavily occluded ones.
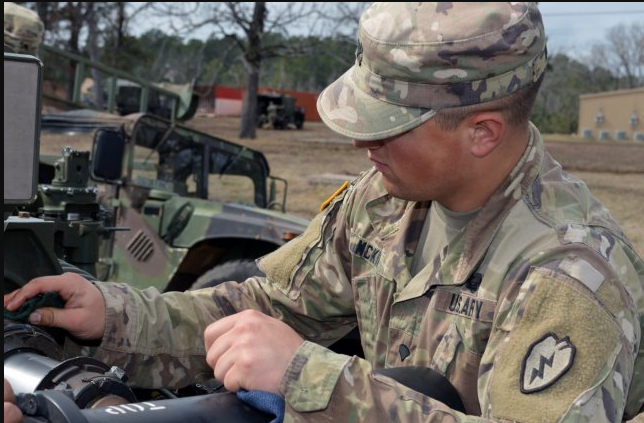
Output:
[350,239,382,267]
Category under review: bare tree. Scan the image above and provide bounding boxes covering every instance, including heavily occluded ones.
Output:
[234,2,267,139]
[33,3,97,101]
[316,2,370,68]
[152,2,320,139]
[317,3,369,38]
[31,2,159,108]
[108,3,154,68]
[33,2,151,64]
[33,2,94,53]
[590,22,644,89]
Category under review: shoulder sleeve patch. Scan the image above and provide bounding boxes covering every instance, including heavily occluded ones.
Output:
[488,269,622,422]
[520,332,576,394]
[320,181,349,212]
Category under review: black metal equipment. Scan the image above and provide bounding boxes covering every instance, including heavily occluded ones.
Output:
[4,320,136,409]
[17,389,271,423]
[4,320,272,423]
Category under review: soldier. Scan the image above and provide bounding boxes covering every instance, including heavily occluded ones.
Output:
[5,3,643,422]
[266,101,279,129]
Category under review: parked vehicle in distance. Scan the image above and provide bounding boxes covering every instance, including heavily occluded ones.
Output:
[257,92,305,130]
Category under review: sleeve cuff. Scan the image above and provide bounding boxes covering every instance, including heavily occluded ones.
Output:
[279,341,350,412]
[94,282,139,352]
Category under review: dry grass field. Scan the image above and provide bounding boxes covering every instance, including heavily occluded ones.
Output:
[188,117,644,257]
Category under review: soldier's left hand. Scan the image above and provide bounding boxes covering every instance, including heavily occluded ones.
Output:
[204,309,304,394]
[4,379,23,423]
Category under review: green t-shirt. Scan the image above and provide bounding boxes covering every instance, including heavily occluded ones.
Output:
[410,202,480,276]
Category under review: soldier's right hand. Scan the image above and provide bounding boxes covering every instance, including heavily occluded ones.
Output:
[3,273,106,341]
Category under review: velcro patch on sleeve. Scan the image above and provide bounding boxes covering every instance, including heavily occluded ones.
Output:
[258,213,324,291]
[488,268,621,422]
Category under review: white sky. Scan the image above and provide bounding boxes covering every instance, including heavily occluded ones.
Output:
[131,3,644,63]
[538,2,644,60]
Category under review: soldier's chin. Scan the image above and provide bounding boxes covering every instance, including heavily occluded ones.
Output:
[384,182,434,203]
[381,180,409,201]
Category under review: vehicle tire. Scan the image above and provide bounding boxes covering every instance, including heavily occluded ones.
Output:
[191,259,264,290]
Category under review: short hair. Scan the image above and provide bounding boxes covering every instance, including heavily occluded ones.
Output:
[434,75,545,131]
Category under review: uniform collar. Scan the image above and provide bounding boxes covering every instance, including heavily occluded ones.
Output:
[449,123,543,283]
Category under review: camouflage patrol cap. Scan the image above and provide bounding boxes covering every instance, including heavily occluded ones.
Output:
[4,2,45,55]
[317,2,547,141]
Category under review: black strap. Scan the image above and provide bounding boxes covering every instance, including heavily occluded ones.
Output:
[373,366,466,413]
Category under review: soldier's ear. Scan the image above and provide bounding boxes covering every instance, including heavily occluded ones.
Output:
[467,112,505,158]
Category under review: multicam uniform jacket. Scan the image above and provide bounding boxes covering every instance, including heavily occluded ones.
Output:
[93,124,644,422]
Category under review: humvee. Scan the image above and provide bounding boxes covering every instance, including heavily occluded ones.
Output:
[37,110,309,292]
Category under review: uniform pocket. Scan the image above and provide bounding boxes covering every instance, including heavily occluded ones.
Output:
[430,321,461,374]
[355,276,377,346]
[354,274,397,360]
[430,321,483,415]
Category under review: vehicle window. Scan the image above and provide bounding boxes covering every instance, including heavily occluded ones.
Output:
[207,173,255,205]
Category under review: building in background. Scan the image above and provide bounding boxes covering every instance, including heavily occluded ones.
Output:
[578,87,644,142]
[196,85,320,122]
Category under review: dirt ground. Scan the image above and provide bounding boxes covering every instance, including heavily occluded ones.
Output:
[187,116,644,257]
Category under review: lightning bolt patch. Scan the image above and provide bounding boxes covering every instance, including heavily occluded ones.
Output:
[520,332,576,394]
[529,352,555,384]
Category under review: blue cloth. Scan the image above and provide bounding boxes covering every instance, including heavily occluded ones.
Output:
[236,389,285,423]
